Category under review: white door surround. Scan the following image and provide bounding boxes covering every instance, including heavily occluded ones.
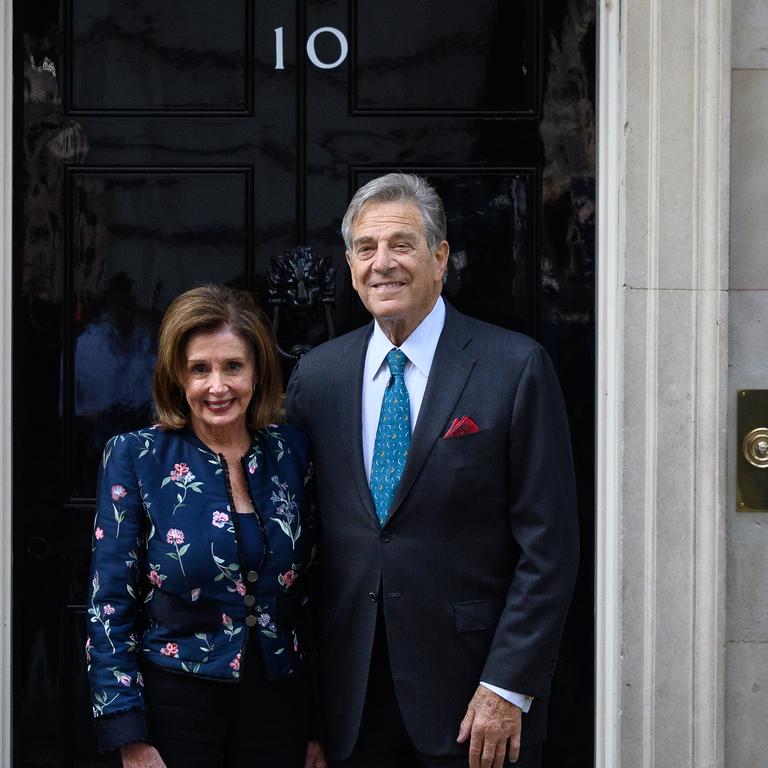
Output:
[595,0,730,766]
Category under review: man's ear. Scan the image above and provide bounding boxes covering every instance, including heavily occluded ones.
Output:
[435,240,450,279]
[345,251,357,289]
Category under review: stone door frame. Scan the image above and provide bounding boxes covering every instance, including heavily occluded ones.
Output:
[595,0,730,766]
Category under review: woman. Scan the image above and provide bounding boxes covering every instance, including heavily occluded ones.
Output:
[86,285,326,768]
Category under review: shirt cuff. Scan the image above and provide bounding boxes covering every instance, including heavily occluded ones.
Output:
[93,708,148,753]
[479,682,534,713]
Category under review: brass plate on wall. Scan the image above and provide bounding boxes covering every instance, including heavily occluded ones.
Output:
[737,390,768,511]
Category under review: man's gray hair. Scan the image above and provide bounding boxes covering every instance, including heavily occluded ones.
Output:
[341,173,447,254]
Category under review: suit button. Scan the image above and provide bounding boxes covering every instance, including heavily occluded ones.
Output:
[244,595,256,607]
[246,570,258,582]
[245,615,258,627]
[379,530,391,543]
[368,592,377,603]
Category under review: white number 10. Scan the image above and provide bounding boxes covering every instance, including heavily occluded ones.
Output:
[274,26,349,71]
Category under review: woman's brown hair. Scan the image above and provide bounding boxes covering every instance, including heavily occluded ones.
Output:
[153,285,282,431]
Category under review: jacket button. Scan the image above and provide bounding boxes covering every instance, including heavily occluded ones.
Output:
[369,592,377,603]
[244,595,256,607]
[246,570,258,582]
[379,530,391,543]
[245,615,258,627]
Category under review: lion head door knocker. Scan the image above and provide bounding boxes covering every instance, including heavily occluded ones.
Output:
[267,245,336,361]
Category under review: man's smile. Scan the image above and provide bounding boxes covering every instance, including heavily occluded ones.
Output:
[370,280,406,291]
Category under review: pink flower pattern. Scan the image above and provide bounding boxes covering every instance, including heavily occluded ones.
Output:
[160,642,179,658]
[169,463,190,482]
[103,604,115,616]
[221,612,242,642]
[162,460,202,514]
[94,527,104,540]
[166,529,184,545]
[212,511,229,528]
[111,484,127,501]
[279,569,296,588]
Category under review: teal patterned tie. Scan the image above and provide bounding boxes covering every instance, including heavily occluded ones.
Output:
[370,349,411,526]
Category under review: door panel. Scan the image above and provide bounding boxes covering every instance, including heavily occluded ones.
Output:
[15,1,595,765]
[351,0,535,114]
[68,0,252,113]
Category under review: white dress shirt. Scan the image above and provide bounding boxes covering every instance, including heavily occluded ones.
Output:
[361,296,533,714]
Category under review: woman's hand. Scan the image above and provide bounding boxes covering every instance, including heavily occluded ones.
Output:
[304,739,328,768]
[120,742,167,768]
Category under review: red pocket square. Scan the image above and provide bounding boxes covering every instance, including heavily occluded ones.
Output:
[443,416,480,438]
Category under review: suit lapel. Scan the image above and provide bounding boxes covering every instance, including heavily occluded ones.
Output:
[387,305,475,520]
[339,324,379,523]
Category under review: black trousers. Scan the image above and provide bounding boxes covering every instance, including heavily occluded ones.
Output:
[331,619,542,768]
[141,636,310,768]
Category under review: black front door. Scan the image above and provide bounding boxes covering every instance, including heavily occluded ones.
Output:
[15,1,595,765]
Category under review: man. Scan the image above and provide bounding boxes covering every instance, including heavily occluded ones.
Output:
[287,174,578,768]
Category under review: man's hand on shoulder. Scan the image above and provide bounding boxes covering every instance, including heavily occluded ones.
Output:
[457,685,522,767]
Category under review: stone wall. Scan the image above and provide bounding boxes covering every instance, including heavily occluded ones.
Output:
[727,1,768,764]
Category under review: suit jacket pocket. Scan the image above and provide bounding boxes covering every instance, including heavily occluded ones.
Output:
[452,598,505,633]
[149,589,220,633]
[433,428,498,455]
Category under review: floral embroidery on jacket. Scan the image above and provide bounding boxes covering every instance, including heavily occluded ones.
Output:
[161,461,204,514]
[269,476,301,549]
[86,425,314,741]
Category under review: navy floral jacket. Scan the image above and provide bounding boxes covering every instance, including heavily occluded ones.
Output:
[86,423,314,752]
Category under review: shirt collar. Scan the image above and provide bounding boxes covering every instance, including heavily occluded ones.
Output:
[365,296,446,381]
